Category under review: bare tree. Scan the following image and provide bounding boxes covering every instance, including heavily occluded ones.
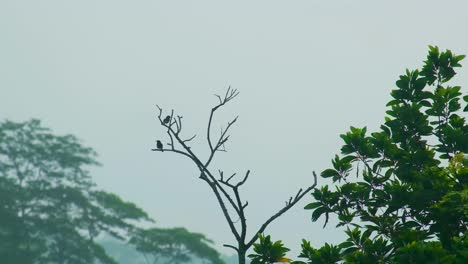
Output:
[152,87,317,264]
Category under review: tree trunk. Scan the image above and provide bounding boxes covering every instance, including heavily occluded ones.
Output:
[238,249,246,264]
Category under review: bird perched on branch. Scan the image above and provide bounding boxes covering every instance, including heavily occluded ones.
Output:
[156,140,163,151]
[163,115,171,124]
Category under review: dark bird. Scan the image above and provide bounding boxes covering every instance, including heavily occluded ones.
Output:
[156,140,163,151]
[163,115,171,124]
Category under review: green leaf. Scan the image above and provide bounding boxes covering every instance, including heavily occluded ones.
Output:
[321,169,340,178]
[311,206,328,222]
[338,241,354,248]
[304,202,322,210]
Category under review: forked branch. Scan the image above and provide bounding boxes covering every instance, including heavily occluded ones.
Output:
[152,88,317,263]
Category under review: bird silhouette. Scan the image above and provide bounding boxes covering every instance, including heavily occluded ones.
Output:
[163,115,171,124]
[156,140,163,151]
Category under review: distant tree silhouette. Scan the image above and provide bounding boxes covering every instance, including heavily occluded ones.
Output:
[0,119,225,264]
[152,87,317,264]
[0,119,151,264]
[130,227,224,264]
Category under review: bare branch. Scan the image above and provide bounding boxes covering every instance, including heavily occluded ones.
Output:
[151,148,192,161]
[176,115,183,134]
[208,115,239,157]
[216,116,238,150]
[223,244,239,252]
[153,89,319,263]
[226,173,237,183]
[215,94,223,105]
[221,86,240,105]
[202,176,241,241]
[236,170,250,187]
[170,109,174,127]
[167,130,175,150]
[154,101,244,242]
[166,124,243,235]
[182,134,197,143]
[207,88,239,157]
[294,188,303,201]
[216,135,228,150]
[246,172,318,248]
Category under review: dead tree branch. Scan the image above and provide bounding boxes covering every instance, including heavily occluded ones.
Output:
[152,88,317,264]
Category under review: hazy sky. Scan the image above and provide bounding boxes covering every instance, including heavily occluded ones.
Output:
[1,0,468,257]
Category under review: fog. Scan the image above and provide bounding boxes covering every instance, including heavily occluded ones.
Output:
[1,0,467,257]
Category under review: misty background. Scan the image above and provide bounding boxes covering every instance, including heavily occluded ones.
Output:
[1,0,468,257]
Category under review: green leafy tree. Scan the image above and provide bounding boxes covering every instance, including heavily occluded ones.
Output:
[295,240,342,264]
[0,119,151,264]
[248,234,291,264]
[129,227,224,264]
[301,46,468,263]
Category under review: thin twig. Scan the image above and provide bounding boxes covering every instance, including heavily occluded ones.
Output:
[182,134,197,143]
[246,172,318,248]
[154,88,318,259]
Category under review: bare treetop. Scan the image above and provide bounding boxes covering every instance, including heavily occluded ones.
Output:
[152,87,317,264]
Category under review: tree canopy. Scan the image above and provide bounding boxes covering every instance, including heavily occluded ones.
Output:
[0,119,151,264]
[249,46,468,263]
[130,227,224,264]
[0,119,225,264]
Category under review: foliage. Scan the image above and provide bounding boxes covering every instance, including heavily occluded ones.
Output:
[295,240,342,264]
[0,119,151,264]
[248,234,291,264]
[129,227,224,264]
[301,46,468,263]
[99,238,145,264]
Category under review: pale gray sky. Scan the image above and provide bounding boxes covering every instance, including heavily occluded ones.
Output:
[1,0,468,257]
